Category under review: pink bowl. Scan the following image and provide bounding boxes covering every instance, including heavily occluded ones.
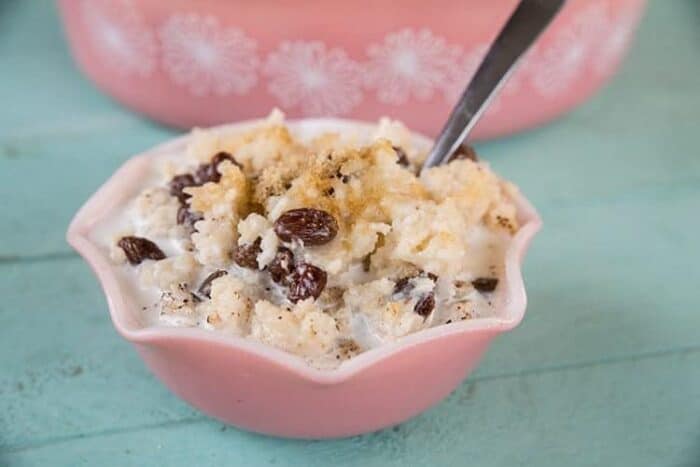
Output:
[67,118,542,438]
[57,0,645,139]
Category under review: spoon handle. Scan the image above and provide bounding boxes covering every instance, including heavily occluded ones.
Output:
[422,0,566,169]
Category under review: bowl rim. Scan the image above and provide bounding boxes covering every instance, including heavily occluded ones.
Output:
[67,117,542,385]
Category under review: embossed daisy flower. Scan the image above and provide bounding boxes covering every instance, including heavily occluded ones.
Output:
[159,14,259,96]
[365,29,461,105]
[594,7,642,76]
[263,41,364,116]
[80,0,156,76]
[528,3,608,98]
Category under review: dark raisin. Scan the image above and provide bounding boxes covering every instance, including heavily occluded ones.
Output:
[213,151,241,167]
[117,236,166,265]
[394,271,437,295]
[414,293,435,317]
[393,146,410,167]
[448,144,479,162]
[393,276,413,295]
[472,277,498,293]
[267,247,295,285]
[233,237,262,269]
[197,270,228,299]
[273,208,338,246]
[362,254,372,272]
[169,173,197,203]
[177,205,203,231]
[195,151,241,184]
[176,205,188,224]
[287,263,327,303]
[324,187,335,197]
[341,175,350,183]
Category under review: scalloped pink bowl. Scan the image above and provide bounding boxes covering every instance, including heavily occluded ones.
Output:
[67,118,542,439]
[58,0,645,138]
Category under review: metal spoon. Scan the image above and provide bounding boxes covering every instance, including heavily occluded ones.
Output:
[422,0,566,169]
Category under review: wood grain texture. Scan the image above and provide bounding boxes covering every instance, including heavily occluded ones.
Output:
[1,0,699,466]
[4,350,700,467]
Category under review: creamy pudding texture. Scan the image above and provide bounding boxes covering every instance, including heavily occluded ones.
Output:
[95,112,520,369]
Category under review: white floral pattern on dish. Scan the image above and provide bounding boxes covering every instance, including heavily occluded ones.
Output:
[593,6,642,76]
[263,41,364,116]
[159,13,259,96]
[80,0,156,77]
[365,28,461,105]
[528,2,609,98]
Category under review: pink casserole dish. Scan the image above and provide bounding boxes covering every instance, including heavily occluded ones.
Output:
[57,0,645,138]
[67,118,542,438]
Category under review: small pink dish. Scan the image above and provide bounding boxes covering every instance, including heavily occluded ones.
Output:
[57,0,645,138]
[67,118,542,439]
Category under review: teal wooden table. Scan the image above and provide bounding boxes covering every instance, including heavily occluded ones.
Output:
[1,2,699,466]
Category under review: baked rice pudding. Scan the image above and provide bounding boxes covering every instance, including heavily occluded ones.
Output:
[94,111,521,369]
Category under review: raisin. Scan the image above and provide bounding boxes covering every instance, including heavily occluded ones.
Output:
[176,205,189,224]
[197,270,228,299]
[393,146,410,167]
[414,293,435,317]
[448,144,479,162]
[176,205,203,231]
[361,254,372,272]
[195,152,241,184]
[393,271,438,295]
[214,151,241,167]
[233,237,262,269]
[472,277,498,293]
[169,173,197,203]
[267,247,295,285]
[273,208,338,246]
[287,263,327,303]
[393,276,412,295]
[117,236,166,265]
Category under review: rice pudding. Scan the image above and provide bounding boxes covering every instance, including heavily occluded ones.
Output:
[93,111,520,369]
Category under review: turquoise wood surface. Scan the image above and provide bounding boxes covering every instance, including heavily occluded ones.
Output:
[1,1,699,466]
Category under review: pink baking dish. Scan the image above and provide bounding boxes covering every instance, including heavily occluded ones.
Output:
[57,0,645,139]
[67,118,542,438]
